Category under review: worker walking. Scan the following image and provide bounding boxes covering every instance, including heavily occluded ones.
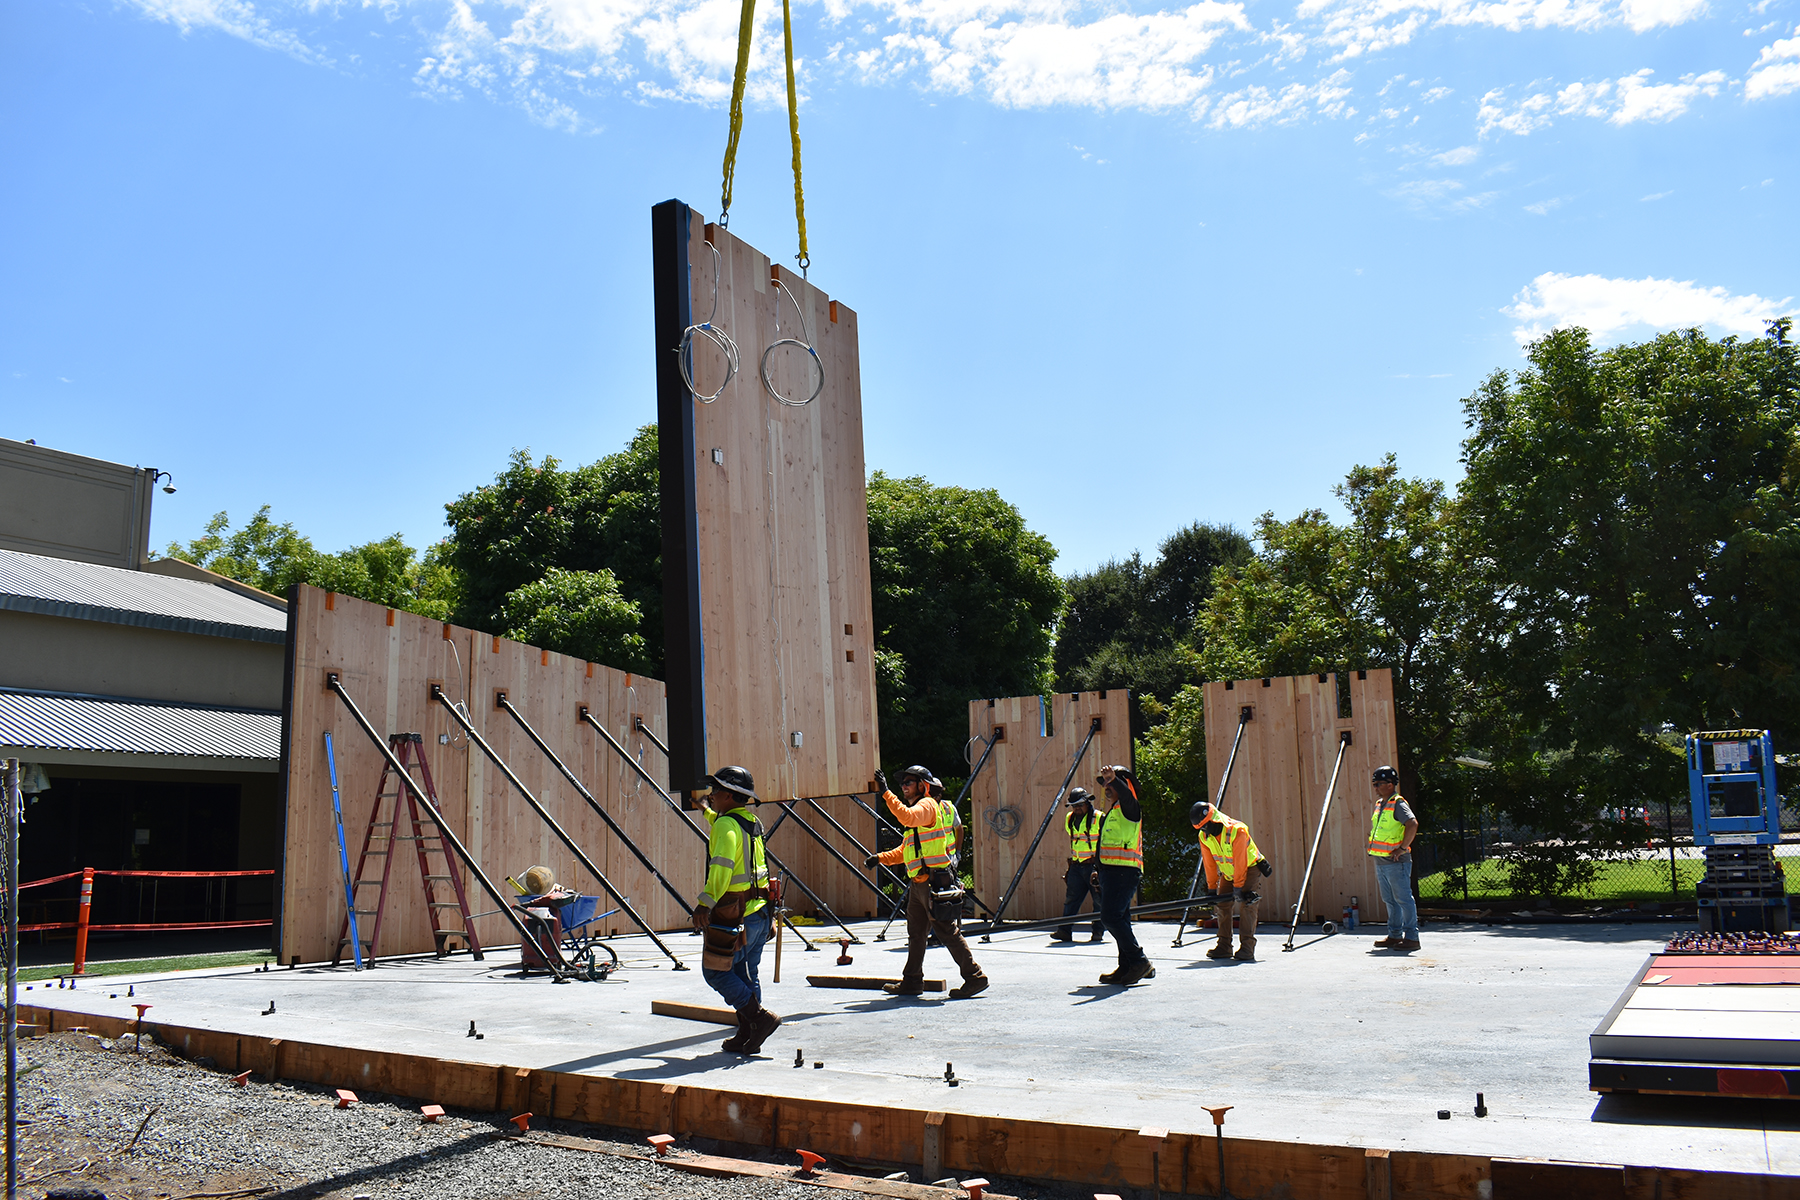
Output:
[1368,765,1421,952]
[1096,765,1153,986]
[1191,798,1271,962]
[865,764,989,998]
[1051,787,1103,943]
[691,765,782,1054]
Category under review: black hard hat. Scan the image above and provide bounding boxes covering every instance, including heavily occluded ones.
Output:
[1372,765,1398,784]
[1189,799,1214,827]
[707,765,759,800]
[900,764,933,782]
[1066,787,1095,808]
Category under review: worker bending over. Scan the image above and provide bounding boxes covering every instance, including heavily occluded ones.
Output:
[691,766,782,1055]
[865,764,989,998]
[1096,765,1154,986]
[1051,787,1103,943]
[1190,798,1271,962]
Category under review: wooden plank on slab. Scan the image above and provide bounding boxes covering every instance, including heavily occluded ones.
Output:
[652,1000,738,1025]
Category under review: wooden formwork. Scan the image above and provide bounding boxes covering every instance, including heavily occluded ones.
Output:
[1201,670,1398,926]
[655,202,880,802]
[29,1004,1789,1199]
[278,584,873,963]
[965,692,1136,922]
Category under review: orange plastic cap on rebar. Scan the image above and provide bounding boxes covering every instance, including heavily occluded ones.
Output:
[421,1105,445,1123]
[335,1089,358,1108]
[648,1134,676,1156]
[1203,1105,1233,1126]
[797,1150,827,1175]
[510,1113,532,1133]
[962,1178,991,1200]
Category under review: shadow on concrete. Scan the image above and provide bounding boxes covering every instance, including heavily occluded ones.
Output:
[1428,922,1689,945]
[1592,1092,1800,1133]
[543,1012,832,1076]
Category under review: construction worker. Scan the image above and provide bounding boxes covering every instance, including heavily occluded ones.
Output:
[864,764,989,998]
[1190,798,1270,962]
[1051,787,1103,943]
[1095,765,1153,986]
[691,765,782,1054]
[1367,765,1421,952]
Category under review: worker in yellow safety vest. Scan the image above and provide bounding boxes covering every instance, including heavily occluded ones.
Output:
[864,764,989,999]
[1095,765,1154,986]
[1189,798,1272,962]
[1367,765,1421,952]
[1051,787,1104,944]
[690,765,782,1055]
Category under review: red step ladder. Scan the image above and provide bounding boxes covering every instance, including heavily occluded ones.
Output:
[335,733,483,965]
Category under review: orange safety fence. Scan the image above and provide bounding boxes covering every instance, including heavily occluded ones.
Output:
[18,866,276,974]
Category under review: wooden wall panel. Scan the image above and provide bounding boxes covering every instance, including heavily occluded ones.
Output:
[1201,670,1398,927]
[280,585,702,963]
[660,207,880,801]
[966,691,1136,922]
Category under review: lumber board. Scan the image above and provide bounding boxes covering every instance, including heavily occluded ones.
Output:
[1202,670,1397,929]
[966,692,1135,921]
[651,999,739,1025]
[806,975,946,991]
[658,207,880,806]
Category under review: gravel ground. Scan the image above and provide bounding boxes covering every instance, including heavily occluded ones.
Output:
[11,1032,1093,1200]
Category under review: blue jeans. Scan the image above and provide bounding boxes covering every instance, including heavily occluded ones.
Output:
[702,909,771,1011]
[1374,858,1418,941]
[1097,865,1147,966]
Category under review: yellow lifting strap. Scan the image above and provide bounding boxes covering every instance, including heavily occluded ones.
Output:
[717,0,810,272]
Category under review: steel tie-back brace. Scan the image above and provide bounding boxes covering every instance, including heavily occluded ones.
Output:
[1174,705,1253,948]
[326,674,564,977]
[433,687,686,971]
[1284,730,1354,953]
[578,706,834,950]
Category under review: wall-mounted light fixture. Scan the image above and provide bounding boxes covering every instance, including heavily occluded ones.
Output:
[150,470,176,495]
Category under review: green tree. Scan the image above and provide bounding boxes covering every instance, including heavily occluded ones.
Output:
[866,472,1065,776]
[1457,320,1800,893]
[166,508,457,619]
[1054,523,1251,717]
[440,428,662,664]
[500,568,649,673]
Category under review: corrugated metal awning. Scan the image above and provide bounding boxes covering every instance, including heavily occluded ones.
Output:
[0,688,280,770]
[0,548,288,643]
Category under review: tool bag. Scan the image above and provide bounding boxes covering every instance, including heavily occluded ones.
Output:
[927,867,965,921]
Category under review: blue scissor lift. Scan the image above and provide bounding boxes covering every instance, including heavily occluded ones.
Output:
[1685,729,1790,932]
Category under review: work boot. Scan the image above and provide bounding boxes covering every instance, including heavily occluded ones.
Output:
[1088,933,1105,943]
[949,973,989,999]
[883,979,926,996]
[1372,936,1398,948]
[1049,931,1075,943]
[1099,967,1126,984]
[739,1007,782,1054]
[1397,939,1421,952]
[1115,958,1154,986]
[1233,946,1256,962]
[1205,945,1234,960]
[721,1008,757,1054]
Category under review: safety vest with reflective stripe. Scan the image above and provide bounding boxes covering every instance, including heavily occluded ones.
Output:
[1368,797,1408,858]
[699,808,769,915]
[901,798,958,878]
[1066,810,1100,861]
[1197,813,1262,879]
[1098,804,1143,868]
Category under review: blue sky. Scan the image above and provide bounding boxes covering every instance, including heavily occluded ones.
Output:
[3,0,1795,577]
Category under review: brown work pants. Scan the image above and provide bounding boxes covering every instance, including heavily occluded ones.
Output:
[901,876,983,985]
[1214,890,1260,956]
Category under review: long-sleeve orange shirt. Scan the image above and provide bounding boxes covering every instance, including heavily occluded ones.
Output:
[1200,824,1256,889]
[873,790,955,876]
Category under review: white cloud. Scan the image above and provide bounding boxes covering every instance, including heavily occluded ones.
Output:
[1504,272,1793,343]
[1207,69,1355,126]
[1478,68,1725,135]
[1295,0,1706,63]
[1747,29,1800,98]
[1431,144,1477,164]
[121,0,327,62]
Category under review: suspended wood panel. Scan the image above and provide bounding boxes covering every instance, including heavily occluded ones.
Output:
[654,200,879,802]
[1201,670,1398,927]
[965,691,1136,923]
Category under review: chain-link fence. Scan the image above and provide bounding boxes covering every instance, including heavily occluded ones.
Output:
[1416,798,1800,905]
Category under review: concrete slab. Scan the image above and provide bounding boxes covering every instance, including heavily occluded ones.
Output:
[26,919,1800,1178]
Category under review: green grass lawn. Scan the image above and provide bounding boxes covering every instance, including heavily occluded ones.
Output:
[18,949,276,983]
[1418,855,1730,903]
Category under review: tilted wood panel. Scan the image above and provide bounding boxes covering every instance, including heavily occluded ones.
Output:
[672,210,880,801]
[1202,670,1398,927]
[966,692,1136,922]
[280,585,690,963]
